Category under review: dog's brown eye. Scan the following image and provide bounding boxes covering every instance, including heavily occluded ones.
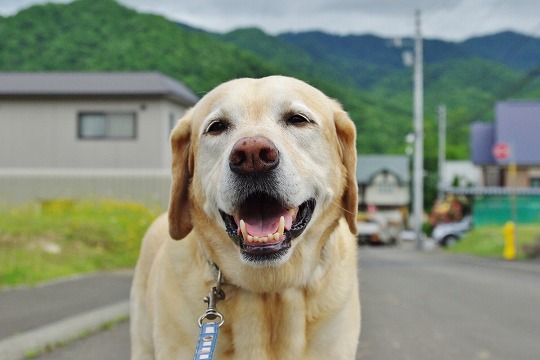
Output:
[206,120,228,135]
[287,114,310,126]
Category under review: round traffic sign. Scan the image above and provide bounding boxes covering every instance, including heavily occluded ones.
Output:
[492,142,511,161]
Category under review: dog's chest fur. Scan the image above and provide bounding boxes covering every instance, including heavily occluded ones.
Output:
[148,226,358,360]
[216,290,309,359]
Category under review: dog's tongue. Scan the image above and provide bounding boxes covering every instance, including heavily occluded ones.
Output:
[237,201,294,237]
[242,209,293,237]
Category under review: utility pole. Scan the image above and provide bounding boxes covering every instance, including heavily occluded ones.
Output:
[413,10,424,250]
[437,104,447,200]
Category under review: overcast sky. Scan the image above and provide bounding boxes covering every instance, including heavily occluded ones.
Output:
[2,0,540,41]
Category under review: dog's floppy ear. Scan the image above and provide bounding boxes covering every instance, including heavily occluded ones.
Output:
[334,106,358,235]
[168,111,194,240]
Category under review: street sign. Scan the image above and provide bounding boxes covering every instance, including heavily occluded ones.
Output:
[492,142,511,161]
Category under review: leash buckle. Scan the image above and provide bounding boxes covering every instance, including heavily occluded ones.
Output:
[197,270,225,328]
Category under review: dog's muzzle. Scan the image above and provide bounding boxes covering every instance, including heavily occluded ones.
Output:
[219,136,315,263]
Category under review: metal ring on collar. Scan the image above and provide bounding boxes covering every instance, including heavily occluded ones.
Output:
[198,311,225,328]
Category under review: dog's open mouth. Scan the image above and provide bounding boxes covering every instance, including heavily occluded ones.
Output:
[220,194,315,262]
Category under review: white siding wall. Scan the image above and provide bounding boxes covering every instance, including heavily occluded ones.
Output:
[0,98,187,169]
[365,173,410,206]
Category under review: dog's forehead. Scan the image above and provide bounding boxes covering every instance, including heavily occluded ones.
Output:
[193,76,333,127]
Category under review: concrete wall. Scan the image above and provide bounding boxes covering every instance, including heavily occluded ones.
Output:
[0,169,171,209]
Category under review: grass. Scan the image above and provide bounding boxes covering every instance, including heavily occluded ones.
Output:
[447,223,540,259]
[0,199,161,288]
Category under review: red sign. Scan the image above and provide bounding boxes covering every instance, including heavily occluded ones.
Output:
[492,142,511,161]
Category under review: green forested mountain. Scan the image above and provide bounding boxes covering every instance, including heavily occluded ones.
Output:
[1,0,540,163]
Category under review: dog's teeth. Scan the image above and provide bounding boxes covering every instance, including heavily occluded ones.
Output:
[240,219,285,244]
[240,219,247,236]
[288,208,295,216]
[278,216,285,234]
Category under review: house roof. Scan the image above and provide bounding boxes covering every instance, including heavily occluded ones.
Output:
[356,155,410,184]
[0,72,199,106]
[472,101,540,165]
[496,101,540,165]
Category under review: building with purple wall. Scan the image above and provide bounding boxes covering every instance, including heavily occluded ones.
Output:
[471,101,540,187]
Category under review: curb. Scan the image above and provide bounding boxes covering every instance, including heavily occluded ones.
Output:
[0,300,130,360]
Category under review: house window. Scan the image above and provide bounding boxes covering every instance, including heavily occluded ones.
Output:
[376,171,397,193]
[531,178,540,188]
[377,179,396,193]
[78,112,136,139]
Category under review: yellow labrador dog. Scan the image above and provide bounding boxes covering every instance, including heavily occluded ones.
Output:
[130,76,360,359]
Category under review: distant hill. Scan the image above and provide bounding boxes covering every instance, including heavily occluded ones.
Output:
[279,30,540,73]
[462,31,540,71]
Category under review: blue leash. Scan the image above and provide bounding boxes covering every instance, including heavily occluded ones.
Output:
[194,322,220,360]
[194,269,225,360]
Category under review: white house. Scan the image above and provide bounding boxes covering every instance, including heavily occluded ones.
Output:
[441,161,482,188]
[356,155,411,237]
[0,72,198,207]
[356,155,410,210]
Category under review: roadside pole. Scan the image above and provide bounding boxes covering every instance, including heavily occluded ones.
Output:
[493,142,518,260]
[437,104,447,201]
[412,9,424,250]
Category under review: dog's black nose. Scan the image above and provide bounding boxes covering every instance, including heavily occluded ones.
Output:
[229,136,279,175]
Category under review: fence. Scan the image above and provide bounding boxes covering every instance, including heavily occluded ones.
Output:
[473,195,540,225]
[0,169,172,209]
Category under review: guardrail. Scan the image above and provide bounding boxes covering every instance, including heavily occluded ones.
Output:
[0,168,171,209]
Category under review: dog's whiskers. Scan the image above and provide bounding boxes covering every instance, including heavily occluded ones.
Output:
[330,200,356,216]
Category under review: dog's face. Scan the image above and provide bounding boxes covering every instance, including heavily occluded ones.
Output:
[168,76,357,278]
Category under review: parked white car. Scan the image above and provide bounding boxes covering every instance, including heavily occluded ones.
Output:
[432,215,472,247]
[357,213,393,245]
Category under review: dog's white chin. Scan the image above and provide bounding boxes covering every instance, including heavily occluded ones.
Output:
[239,242,298,268]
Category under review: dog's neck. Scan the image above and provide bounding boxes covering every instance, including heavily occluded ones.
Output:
[207,260,226,284]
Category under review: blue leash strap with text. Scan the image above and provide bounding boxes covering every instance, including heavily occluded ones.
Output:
[194,322,219,360]
[193,267,225,360]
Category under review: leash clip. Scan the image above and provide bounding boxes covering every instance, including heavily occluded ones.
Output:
[198,269,225,328]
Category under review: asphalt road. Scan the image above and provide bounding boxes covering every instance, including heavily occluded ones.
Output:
[36,244,540,360]
[357,245,540,360]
